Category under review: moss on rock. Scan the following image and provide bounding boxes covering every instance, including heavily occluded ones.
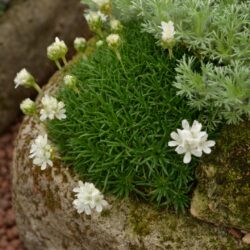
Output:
[191,122,250,231]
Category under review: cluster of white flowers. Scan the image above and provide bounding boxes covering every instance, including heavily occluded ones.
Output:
[74,37,87,53]
[20,98,36,116]
[168,120,215,164]
[73,181,108,215]
[14,68,35,89]
[63,75,77,88]
[29,134,53,170]
[110,19,123,32]
[84,11,107,32]
[40,95,66,121]
[106,34,121,48]
[47,37,68,69]
[161,21,175,43]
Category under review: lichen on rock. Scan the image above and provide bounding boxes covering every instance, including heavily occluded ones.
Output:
[191,122,250,232]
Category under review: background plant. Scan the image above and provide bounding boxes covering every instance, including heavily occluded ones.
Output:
[111,0,250,126]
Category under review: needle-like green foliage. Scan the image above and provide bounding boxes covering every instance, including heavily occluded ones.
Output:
[48,22,208,212]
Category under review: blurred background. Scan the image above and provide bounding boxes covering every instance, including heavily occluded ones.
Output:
[0,0,90,249]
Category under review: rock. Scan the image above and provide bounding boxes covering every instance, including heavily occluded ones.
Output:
[242,234,250,244]
[191,122,250,232]
[0,0,91,134]
[12,58,247,250]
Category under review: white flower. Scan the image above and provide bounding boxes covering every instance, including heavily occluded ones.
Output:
[74,37,87,52]
[84,11,107,31]
[14,68,35,89]
[73,181,108,215]
[63,75,77,88]
[29,134,53,170]
[40,95,66,121]
[106,34,121,48]
[92,0,110,7]
[110,19,123,32]
[47,37,68,61]
[20,98,36,115]
[168,120,215,164]
[161,21,175,42]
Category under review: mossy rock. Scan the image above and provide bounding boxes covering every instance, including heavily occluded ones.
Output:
[12,57,249,250]
[191,122,250,232]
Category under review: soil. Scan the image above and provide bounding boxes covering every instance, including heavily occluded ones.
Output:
[0,120,25,250]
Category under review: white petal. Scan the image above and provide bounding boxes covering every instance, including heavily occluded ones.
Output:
[175,145,186,154]
[183,152,191,164]
[203,146,212,154]
[206,140,215,147]
[191,149,202,157]
[170,132,179,141]
[168,141,178,147]
[191,120,202,132]
[182,120,190,130]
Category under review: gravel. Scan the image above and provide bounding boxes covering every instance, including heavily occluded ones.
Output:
[0,121,25,250]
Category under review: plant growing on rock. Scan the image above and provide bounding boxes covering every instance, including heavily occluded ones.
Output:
[14,0,250,216]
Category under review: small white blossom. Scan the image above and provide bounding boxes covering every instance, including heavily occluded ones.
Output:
[14,68,36,89]
[29,134,53,170]
[63,75,77,88]
[74,37,87,52]
[161,21,175,42]
[20,98,36,115]
[168,120,215,164]
[47,37,68,61]
[110,19,123,32]
[73,181,108,215]
[84,11,107,31]
[40,95,66,121]
[92,0,110,7]
[106,34,121,48]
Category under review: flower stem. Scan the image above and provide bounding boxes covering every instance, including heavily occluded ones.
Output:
[168,48,173,59]
[33,83,43,94]
[62,56,68,66]
[55,60,62,70]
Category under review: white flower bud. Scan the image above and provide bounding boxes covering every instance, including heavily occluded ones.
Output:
[74,37,87,53]
[110,19,123,32]
[63,75,77,88]
[106,34,121,49]
[92,0,111,15]
[14,68,36,89]
[20,98,36,115]
[96,40,104,47]
[47,37,68,61]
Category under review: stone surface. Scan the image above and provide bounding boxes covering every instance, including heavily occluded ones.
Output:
[191,122,250,232]
[12,58,249,250]
[0,0,91,134]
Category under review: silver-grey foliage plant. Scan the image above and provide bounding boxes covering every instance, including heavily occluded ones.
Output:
[106,0,250,126]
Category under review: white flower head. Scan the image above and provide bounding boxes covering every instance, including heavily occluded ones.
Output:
[73,181,108,215]
[110,19,123,32]
[74,37,87,53]
[168,120,215,164]
[14,68,36,89]
[161,21,175,42]
[20,98,36,115]
[106,34,121,49]
[29,134,53,170]
[84,11,107,32]
[40,95,66,121]
[47,37,68,61]
[63,75,77,88]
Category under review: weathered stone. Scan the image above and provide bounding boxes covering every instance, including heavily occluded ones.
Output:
[242,234,250,244]
[0,0,91,134]
[191,122,250,232]
[12,58,249,250]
